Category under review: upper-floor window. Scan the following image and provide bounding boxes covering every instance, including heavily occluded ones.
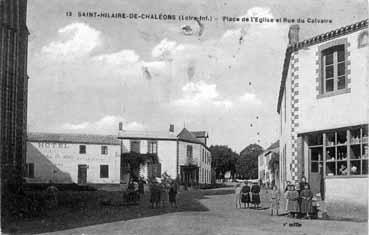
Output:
[317,38,350,98]
[322,45,346,92]
[147,141,158,154]
[130,140,140,153]
[79,145,86,154]
[101,146,108,155]
[187,145,193,161]
[358,31,368,48]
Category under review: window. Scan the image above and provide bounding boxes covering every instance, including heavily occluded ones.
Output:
[308,125,368,177]
[317,38,350,98]
[101,146,108,155]
[130,140,140,153]
[322,45,346,92]
[147,141,158,154]
[100,165,109,178]
[187,145,193,161]
[358,31,368,48]
[79,145,86,154]
[26,163,34,178]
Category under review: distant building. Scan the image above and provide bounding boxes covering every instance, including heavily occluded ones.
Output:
[258,141,279,187]
[0,0,29,187]
[119,125,212,185]
[278,19,368,217]
[26,133,121,184]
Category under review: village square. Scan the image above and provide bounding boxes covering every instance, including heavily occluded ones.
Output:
[0,0,368,234]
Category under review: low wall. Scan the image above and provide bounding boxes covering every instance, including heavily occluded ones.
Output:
[325,177,368,220]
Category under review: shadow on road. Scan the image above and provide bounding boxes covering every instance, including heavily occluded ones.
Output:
[4,188,232,234]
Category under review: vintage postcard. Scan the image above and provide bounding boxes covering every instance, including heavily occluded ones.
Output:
[0,0,368,234]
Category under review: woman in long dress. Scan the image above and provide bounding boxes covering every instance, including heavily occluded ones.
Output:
[300,184,313,219]
[285,184,300,217]
[270,185,280,216]
[234,183,242,208]
[241,182,251,208]
[251,182,261,208]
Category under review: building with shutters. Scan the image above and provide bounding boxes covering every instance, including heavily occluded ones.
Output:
[119,125,212,185]
[26,133,121,184]
[278,19,368,218]
[0,0,29,189]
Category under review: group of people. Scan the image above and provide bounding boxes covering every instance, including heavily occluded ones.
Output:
[235,177,315,219]
[234,181,261,209]
[149,180,178,208]
[284,176,314,219]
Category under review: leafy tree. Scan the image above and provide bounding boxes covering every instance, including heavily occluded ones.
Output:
[236,144,264,179]
[209,145,239,179]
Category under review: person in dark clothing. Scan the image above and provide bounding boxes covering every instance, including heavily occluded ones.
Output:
[298,176,310,216]
[169,182,178,208]
[300,184,313,219]
[251,182,261,208]
[240,182,251,208]
[138,179,145,200]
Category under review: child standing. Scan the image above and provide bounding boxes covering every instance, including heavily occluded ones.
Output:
[300,184,313,219]
[270,185,280,216]
[285,184,299,217]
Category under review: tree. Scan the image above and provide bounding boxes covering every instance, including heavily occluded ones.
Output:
[209,145,239,179]
[236,144,264,179]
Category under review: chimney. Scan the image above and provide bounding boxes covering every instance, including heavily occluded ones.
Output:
[119,122,123,131]
[288,24,300,45]
[169,124,174,133]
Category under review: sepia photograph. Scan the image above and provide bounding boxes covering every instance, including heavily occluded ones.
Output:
[0,0,368,234]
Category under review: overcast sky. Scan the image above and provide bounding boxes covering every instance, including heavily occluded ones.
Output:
[26,0,367,152]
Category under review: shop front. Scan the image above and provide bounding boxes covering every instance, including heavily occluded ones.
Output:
[302,124,368,218]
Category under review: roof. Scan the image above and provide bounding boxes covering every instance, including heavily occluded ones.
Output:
[118,127,210,150]
[118,130,176,140]
[266,140,279,151]
[27,132,121,145]
[191,131,208,138]
[277,19,368,113]
[177,128,201,143]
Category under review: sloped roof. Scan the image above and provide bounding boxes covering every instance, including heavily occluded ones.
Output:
[177,128,201,143]
[277,19,368,113]
[266,140,279,151]
[28,132,121,145]
[118,130,176,140]
[191,131,208,138]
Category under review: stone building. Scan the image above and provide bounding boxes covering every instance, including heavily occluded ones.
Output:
[278,19,368,218]
[0,0,29,187]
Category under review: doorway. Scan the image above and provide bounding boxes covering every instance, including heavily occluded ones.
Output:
[78,164,87,184]
[180,165,199,187]
[309,148,322,195]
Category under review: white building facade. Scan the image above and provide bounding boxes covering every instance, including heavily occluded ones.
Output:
[119,127,212,185]
[26,133,121,184]
[278,19,368,218]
